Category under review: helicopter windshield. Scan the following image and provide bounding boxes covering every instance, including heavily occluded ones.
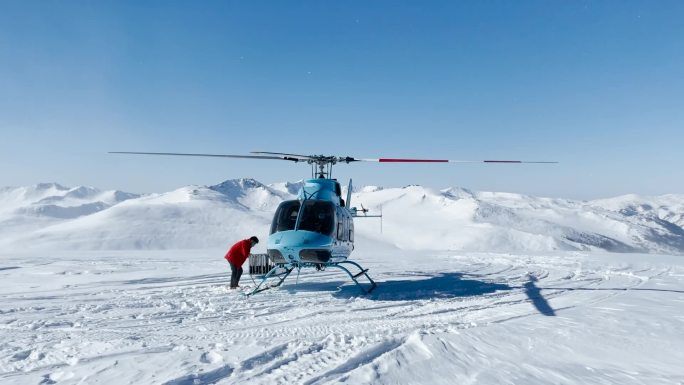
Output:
[270,200,301,234]
[297,200,335,236]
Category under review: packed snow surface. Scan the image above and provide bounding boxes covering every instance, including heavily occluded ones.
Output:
[1,248,683,384]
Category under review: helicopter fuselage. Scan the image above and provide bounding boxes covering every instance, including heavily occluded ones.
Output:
[267,178,354,265]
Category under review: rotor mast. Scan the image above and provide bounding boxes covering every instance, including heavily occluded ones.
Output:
[306,155,357,178]
[308,156,335,178]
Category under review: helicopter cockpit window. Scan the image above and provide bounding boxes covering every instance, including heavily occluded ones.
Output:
[297,200,335,236]
[271,200,301,234]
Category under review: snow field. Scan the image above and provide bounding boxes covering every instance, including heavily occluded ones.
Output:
[1,250,683,384]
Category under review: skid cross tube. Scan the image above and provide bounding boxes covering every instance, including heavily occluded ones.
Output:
[246,265,294,296]
[245,260,376,296]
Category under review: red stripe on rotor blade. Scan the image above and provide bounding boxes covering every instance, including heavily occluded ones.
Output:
[378,158,449,163]
[483,160,522,163]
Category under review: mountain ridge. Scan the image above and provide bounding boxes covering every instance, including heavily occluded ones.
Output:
[1,179,682,254]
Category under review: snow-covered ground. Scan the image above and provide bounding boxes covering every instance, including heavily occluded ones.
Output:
[1,180,683,384]
[1,247,683,384]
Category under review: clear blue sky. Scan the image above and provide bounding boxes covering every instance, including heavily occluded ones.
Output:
[1,1,682,199]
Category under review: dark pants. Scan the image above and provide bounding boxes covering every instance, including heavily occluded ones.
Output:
[229,262,243,288]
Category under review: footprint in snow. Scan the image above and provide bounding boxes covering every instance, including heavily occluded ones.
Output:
[201,351,223,364]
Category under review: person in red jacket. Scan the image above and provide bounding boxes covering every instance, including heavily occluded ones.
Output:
[224,236,259,289]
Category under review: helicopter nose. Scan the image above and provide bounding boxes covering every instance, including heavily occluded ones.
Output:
[270,230,331,248]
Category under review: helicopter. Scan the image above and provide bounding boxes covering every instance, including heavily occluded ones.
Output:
[110,151,556,295]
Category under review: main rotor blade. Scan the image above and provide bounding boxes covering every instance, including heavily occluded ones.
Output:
[108,151,301,161]
[354,158,558,163]
[110,152,558,164]
[250,151,313,160]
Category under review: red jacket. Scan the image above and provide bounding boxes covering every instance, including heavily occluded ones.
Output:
[224,239,252,267]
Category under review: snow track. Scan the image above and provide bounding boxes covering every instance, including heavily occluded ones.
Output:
[1,250,683,384]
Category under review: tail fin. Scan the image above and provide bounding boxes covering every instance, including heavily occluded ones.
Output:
[346,179,353,208]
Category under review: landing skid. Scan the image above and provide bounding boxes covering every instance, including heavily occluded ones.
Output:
[328,260,377,294]
[245,260,377,296]
[246,266,295,296]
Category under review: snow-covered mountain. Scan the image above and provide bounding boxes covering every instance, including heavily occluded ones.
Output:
[0,180,286,251]
[352,186,684,254]
[0,182,138,217]
[0,183,140,249]
[1,179,682,254]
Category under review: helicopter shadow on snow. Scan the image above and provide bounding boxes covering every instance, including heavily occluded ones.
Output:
[344,272,512,301]
[287,272,507,301]
[284,272,557,316]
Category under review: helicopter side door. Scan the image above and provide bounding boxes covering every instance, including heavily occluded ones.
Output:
[333,206,354,259]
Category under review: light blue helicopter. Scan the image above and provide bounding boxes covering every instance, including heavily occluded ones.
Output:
[110,150,556,295]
